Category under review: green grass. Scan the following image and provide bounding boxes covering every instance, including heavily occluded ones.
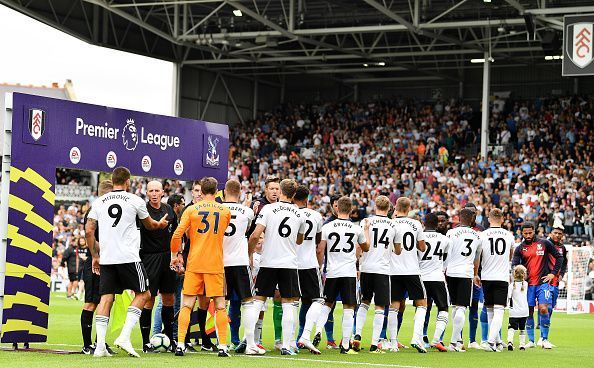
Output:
[1,292,594,368]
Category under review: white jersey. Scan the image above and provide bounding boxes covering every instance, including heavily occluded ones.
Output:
[223,202,254,267]
[419,230,451,282]
[479,227,515,281]
[297,208,324,269]
[87,190,149,265]
[391,217,425,275]
[360,216,399,275]
[321,219,366,278]
[508,281,529,318]
[256,201,306,269]
[445,226,481,278]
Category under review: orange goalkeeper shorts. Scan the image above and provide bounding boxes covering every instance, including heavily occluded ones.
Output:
[183,271,225,297]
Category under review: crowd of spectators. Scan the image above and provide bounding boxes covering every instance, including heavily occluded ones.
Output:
[228,95,594,243]
[51,94,594,297]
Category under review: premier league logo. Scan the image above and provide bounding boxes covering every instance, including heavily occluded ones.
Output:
[122,119,139,151]
[28,109,46,141]
[205,135,220,167]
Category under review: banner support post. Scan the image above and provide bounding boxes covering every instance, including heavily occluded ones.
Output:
[0,92,14,338]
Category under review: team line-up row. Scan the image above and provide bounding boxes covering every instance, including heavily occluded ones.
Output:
[82,168,565,358]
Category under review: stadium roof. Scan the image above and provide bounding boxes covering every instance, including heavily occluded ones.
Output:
[3,0,594,83]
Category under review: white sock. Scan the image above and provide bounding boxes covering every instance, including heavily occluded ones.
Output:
[355,303,369,336]
[95,315,109,349]
[255,319,264,344]
[248,300,265,346]
[433,311,449,343]
[519,330,526,345]
[290,301,300,347]
[451,306,466,345]
[413,306,427,343]
[371,309,385,345]
[282,302,297,350]
[315,305,332,335]
[486,307,494,343]
[119,306,142,341]
[302,300,323,341]
[242,300,258,348]
[388,308,399,344]
[342,309,354,349]
[489,306,504,345]
[507,328,515,344]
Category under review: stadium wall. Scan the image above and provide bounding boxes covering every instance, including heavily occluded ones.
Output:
[179,66,281,126]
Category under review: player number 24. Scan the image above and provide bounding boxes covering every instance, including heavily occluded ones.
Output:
[422,241,444,261]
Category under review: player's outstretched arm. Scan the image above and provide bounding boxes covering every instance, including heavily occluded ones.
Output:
[358,240,370,252]
[248,224,265,255]
[361,219,371,251]
[473,250,482,287]
[543,239,564,282]
[85,218,98,257]
[416,239,427,252]
[393,242,402,255]
[142,213,169,231]
[85,218,100,275]
[511,243,523,267]
[560,245,569,278]
[317,240,327,268]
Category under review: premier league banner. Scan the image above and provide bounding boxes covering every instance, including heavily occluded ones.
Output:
[1,93,228,343]
[563,14,594,76]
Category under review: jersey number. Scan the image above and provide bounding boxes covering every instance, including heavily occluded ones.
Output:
[197,211,220,234]
[402,231,415,251]
[224,215,237,237]
[460,239,473,256]
[372,228,390,249]
[422,241,444,261]
[489,238,507,255]
[278,217,292,238]
[108,204,122,227]
[303,220,314,241]
[328,232,355,253]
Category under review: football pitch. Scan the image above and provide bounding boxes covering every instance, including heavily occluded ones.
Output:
[1,293,593,368]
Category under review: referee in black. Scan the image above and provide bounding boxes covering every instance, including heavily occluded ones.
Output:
[139,180,178,352]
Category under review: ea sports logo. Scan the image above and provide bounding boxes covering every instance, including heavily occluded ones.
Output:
[69,147,81,164]
[174,159,184,176]
[122,118,139,151]
[106,151,118,168]
[141,155,152,172]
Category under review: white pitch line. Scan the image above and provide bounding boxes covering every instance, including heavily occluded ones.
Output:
[13,343,430,368]
[244,355,429,368]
